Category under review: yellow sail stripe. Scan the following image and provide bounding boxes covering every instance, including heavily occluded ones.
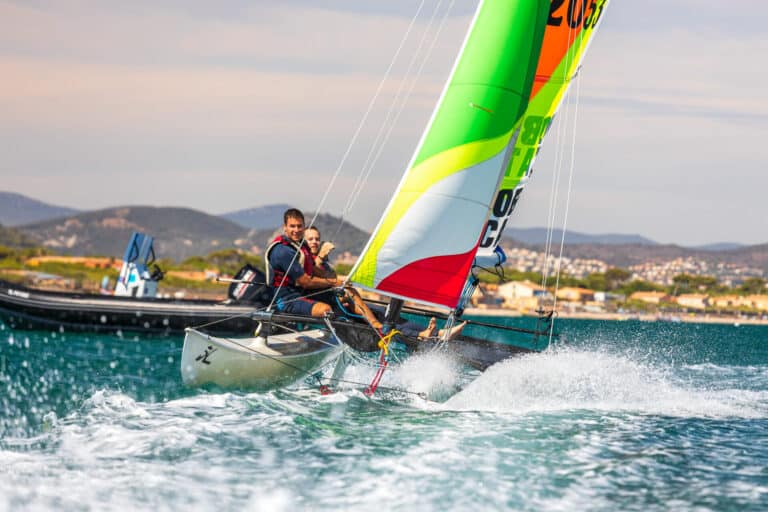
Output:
[351,125,517,287]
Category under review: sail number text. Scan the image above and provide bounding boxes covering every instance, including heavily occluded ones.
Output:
[548,0,606,30]
[480,187,524,248]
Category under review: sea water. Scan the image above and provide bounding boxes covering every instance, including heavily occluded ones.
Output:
[1,318,767,511]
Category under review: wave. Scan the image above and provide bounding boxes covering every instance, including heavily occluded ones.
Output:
[440,347,768,418]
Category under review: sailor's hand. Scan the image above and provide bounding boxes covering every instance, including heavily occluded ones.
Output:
[318,241,335,259]
[326,277,344,288]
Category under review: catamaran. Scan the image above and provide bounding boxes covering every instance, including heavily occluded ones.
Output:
[180,0,611,391]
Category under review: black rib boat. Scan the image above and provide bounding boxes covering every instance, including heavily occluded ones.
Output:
[0,279,264,336]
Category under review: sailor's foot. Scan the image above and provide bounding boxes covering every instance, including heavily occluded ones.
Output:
[439,321,467,340]
[418,317,437,339]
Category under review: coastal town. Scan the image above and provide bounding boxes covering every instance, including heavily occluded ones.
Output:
[4,242,767,325]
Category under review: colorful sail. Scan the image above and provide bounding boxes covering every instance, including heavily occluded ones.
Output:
[478,0,611,252]
[348,0,550,308]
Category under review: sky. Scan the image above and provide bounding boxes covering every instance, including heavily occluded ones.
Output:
[1,0,766,246]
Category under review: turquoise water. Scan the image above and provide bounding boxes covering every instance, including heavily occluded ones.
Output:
[1,318,767,511]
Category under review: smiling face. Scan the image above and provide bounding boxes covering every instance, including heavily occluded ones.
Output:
[305,227,321,255]
[283,215,305,243]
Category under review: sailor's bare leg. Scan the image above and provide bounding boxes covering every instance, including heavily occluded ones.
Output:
[311,302,333,318]
[418,317,437,339]
[343,288,383,330]
[439,321,467,340]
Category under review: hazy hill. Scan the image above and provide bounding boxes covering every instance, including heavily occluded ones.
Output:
[0,224,38,248]
[505,227,657,246]
[519,242,768,273]
[219,204,369,256]
[17,205,372,262]
[222,204,293,230]
[0,191,79,226]
[690,242,746,251]
[5,193,765,272]
[244,213,370,257]
[20,206,252,261]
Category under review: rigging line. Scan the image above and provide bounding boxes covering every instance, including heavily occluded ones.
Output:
[540,21,579,292]
[546,21,581,296]
[541,103,568,288]
[540,114,565,290]
[342,0,455,219]
[310,0,427,227]
[192,309,255,330]
[342,0,444,216]
[265,1,427,312]
[550,70,583,346]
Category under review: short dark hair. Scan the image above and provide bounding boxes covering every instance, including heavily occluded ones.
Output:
[283,208,305,225]
[306,226,320,237]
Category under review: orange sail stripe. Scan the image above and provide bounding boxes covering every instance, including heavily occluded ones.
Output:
[530,21,584,99]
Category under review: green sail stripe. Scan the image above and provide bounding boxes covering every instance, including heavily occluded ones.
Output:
[413,0,549,169]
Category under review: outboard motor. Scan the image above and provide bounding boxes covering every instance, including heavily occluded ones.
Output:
[114,232,164,298]
[227,264,271,305]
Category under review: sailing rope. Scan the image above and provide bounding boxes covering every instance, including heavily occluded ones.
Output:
[193,286,345,331]
[550,70,583,344]
[331,0,456,243]
[264,1,427,312]
[540,18,577,293]
[309,0,427,230]
[364,329,401,396]
[538,20,583,346]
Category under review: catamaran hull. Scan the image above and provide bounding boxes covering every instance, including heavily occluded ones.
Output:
[180,328,343,389]
[330,318,538,371]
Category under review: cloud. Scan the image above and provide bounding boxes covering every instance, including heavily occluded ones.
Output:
[0,1,766,245]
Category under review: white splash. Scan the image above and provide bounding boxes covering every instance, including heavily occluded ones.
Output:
[443,347,768,418]
[390,350,463,401]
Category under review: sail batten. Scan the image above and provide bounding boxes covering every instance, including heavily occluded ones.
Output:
[348,0,550,308]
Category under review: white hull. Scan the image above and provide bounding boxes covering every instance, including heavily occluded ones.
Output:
[181,327,343,390]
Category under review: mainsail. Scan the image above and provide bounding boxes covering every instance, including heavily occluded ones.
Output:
[478,0,611,253]
[348,0,550,308]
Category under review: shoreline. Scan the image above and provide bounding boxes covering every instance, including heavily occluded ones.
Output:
[464,308,768,326]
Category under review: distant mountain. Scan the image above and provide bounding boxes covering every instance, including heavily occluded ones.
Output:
[504,227,657,246]
[220,204,369,257]
[520,242,768,273]
[16,205,372,262]
[690,242,745,251]
[222,204,293,230]
[300,213,369,257]
[0,224,38,249]
[20,206,253,261]
[5,193,765,271]
[0,191,80,226]
[242,213,370,258]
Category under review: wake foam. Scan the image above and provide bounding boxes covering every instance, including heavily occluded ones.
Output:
[443,347,768,418]
[338,350,464,402]
[390,351,463,402]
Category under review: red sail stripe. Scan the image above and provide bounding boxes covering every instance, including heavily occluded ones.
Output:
[376,248,478,308]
